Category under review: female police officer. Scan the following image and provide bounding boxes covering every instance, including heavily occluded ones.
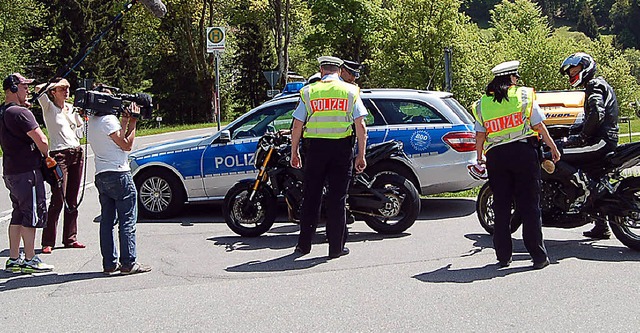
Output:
[472,60,560,269]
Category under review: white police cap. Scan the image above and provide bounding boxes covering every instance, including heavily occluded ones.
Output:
[318,56,343,67]
[491,60,520,77]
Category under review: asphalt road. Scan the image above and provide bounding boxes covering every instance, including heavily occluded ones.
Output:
[1,128,639,331]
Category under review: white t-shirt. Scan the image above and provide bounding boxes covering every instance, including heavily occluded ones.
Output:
[87,115,130,174]
[38,94,83,151]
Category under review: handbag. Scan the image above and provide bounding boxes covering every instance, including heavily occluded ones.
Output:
[41,156,63,188]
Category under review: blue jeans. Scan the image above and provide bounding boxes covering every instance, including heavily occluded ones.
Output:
[95,171,138,270]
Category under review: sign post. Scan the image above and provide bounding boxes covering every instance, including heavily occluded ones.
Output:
[207,27,226,131]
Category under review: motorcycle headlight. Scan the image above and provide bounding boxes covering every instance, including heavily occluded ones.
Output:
[254,145,267,168]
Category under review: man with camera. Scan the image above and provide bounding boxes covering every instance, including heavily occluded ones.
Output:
[1,73,55,273]
[86,100,151,275]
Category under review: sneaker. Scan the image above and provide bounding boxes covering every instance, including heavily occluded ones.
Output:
[120,262,152,275]
[21,255,54,273]
[5,258,23,273]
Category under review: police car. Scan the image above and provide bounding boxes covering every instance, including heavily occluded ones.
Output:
[129,89,484,218]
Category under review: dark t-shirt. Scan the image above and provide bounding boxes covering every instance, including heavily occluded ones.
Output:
[0,104,42,175]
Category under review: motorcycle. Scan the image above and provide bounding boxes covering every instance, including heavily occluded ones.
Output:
[223,132,421,237]
[476,134,640,251]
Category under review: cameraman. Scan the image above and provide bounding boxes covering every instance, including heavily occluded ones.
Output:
[86,101,151,275]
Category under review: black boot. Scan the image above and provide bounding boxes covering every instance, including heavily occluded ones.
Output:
[583,221,611,239]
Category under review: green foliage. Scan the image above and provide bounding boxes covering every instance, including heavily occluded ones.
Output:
[576,1,599,39]
[304,0,385,71]
[486,0,575,93]
[4,0,640,129]
[229,0,274,117]
[0,0,56,77]
[587,39,640,117]
[369,0,473,92]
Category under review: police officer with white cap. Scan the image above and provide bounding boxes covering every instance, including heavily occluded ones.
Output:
[472,60,560,269]
[290,56,368,258]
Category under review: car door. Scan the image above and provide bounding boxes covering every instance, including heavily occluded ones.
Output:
[362,98,390,145]
[368,98,455,187]
[201,101,298,198]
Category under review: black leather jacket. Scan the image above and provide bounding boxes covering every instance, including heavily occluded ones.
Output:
[567,76,619,146]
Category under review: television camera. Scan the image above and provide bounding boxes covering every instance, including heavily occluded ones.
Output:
[73,85,153,120]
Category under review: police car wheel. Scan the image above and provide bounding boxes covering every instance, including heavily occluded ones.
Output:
[135,169,186,219]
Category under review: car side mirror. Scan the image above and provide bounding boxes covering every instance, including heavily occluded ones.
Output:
[219,130,231,143]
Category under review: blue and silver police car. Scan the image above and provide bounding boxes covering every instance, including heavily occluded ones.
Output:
[130,89,484,218]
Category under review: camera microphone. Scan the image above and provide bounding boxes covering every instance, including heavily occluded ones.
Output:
[139,0,167,18]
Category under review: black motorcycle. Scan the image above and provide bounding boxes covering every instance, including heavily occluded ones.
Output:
[223,132,421,237]
[476,136,640,251]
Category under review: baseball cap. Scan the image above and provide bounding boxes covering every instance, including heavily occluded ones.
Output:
[3,73,35,91]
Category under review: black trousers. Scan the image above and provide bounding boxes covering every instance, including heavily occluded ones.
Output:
[486,140,548,263]
[297,137,353,255]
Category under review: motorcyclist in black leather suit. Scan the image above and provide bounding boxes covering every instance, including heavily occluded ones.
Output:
[553,52,619,239]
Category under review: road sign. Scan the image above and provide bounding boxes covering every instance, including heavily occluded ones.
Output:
[263,70,281,89]
[206,27,226,53]
[267,89,280,98]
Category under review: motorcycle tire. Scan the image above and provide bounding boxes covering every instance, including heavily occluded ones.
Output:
[223,182,277,237]
[476,183,522,235]
[361,173,420,234]
[608,178,640,251]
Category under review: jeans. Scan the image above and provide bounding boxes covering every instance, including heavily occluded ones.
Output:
[95,171,138,270]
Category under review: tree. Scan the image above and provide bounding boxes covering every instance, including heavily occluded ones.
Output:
[228,0,275,117]
[576,0,599,39]
[0,0,55,77]
[487,0,575,92]
[149,0,232,124]
[611,0,640,49]
[304,0,385,83]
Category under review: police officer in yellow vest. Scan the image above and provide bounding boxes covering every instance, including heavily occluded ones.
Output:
[473,60,560,270]
[290,56,368,258]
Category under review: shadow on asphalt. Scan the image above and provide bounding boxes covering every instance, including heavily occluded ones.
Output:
[418,198,476,220]
[225,252,329,272]
[208,228,411,252]
[136,197,477,224]
[0,271,108,292]
[412,233,640,283]
[212,228,410,272]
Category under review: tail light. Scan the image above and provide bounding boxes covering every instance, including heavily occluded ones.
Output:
[443,131,476,152]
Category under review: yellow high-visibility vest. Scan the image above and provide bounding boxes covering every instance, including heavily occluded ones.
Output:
[473,85,537,151]
[300,79,359,139]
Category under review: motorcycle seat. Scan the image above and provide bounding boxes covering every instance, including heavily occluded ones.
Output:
[609,142,640,170]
